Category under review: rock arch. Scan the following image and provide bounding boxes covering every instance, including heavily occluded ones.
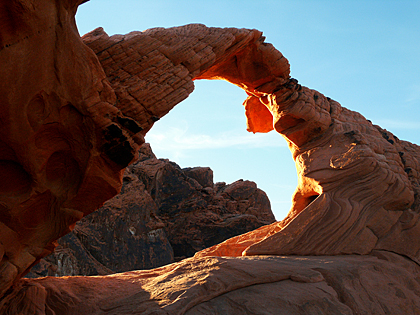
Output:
[83,24,420,263]
[1,0,420,304]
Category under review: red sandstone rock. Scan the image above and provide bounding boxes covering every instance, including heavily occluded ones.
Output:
[2,1,420,313]
[196,89,420,261]
[2,252,420,314]
[82,24,290,134]
[84,21,420,263]
[0,0,146,297]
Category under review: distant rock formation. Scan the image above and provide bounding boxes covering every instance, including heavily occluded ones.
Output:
[25,144,274,277]
[2,1,420,314]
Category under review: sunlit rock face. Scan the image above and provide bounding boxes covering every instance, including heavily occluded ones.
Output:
[196,60,420,261]
[2,0,420,313]
[84,22,420,262]
[198,82,420,260]
[3,252,420,314]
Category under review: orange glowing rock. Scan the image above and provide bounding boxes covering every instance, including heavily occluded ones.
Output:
[1,1,420,313]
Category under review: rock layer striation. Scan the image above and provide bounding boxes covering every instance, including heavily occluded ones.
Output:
[84,23,420,263]
[1,0,420,313]
[3,252,420,314]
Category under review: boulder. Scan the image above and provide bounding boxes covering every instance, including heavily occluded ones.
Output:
[182,167,214,188]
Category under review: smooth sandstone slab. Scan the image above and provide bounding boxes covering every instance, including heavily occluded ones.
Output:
[1,252,420,314]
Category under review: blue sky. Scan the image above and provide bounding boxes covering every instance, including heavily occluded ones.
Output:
[76,1,420,220]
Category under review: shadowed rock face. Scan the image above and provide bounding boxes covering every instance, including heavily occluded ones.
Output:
[25,144,274,278]
[1,0,420,313]
[0,0,146,297]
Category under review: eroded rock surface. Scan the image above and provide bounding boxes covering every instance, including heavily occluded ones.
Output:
[2,0,420,313]
[82,23,420,262]
[25,144,274,277]
[0,1,288,295]
[0,0,147,297]
[3,252,420,314]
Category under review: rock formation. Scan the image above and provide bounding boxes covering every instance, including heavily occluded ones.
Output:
[1,0,420,313]
[0,0,147,298]
[1,5,288,295]
[25,144,274,277]
[82,21,420,263]
[3,252,420,314]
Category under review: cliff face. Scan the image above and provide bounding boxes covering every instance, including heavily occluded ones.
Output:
[25,144,274,278]
[2,1,420,313]
[0,0,146,297]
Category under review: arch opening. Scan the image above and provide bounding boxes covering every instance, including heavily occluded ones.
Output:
[146,79,297,221]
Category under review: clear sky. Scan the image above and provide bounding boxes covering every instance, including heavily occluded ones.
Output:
[76,0,420,221]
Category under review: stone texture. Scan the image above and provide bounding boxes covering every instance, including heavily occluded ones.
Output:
[82,22,420,262]
[25,144,274,277]
[82,25,290,134]
[196,81,420,261]
[2,1,420,313]
[2,252,420,314]
[83,20,420,263]
[0,0,145,297]
[0,1,289,295]
[1,5,292,296]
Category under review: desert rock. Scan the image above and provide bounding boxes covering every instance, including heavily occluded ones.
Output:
[3,252,420,314]
[26,144,274,277]
[0,0,147,297]
[84,22,420,262]
[1,0,420,313]
[0,10,291,296]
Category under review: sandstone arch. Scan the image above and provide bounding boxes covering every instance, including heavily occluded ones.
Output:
[1,1,420,311]
[83,24,420,263]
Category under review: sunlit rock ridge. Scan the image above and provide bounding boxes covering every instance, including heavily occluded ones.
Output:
[1,1,420,314]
